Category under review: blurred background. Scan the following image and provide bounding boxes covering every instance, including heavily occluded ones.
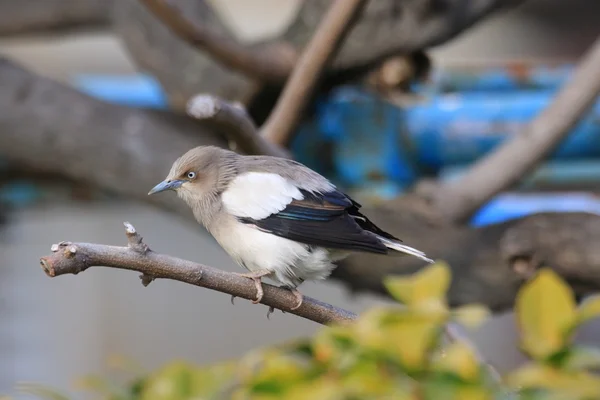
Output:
[1,0,600,398]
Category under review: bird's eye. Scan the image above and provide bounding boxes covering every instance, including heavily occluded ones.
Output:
[186,171,196,179]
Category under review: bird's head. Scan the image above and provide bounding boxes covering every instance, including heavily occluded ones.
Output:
[148,146,235,205]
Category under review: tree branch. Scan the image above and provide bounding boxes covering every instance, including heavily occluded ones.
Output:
[260,0,367,147]
[0,0,111,36]
[137,0,296,83]
[433,35,600,223]
[187,95,291,158]
[40,222,357,326]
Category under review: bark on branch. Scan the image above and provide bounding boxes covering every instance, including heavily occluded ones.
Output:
[40,222,357,325]
[187,95,290,158]
[114,0,525,109]
[260,0,367,147]
[138,0,297,83]
[433,35,600,223]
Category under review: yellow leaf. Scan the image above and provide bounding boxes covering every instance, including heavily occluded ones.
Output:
[139,361,195,400]
[383,262,451,311]
[312,326,354,365]
[515,269,576,360]
[506,363,600,398]
[577,296,600,325]
[355,308,444,372]
[452,304,490,330]
[434,342,481,382]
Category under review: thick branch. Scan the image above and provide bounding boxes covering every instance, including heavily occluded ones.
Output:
[0,57,227,214]
[260,0,367,147]
[138,0,296,83]
[187,95,290,158]
[40,223,356,326]
[0,0,111,36]
[334,209,600,311]
[433,36,600,223]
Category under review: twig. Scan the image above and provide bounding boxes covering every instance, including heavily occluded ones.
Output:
[260,0,367,147]
[39,222,357,326]
[138,0,296,83]
[433,35,600,223]
[187,95,291,159]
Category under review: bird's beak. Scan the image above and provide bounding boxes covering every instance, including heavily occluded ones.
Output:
[148,179,184,195]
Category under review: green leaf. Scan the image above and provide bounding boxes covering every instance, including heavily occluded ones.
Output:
[515,269,576,360]
[577,296,600,326]
[562,346,600,371]
[452,304,491,330]
[383,262,451,312]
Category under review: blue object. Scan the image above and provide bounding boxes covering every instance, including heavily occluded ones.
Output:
[405,90,600,169]
[71,74,169,109]
[311,86,600,192]
[470,192,600,227]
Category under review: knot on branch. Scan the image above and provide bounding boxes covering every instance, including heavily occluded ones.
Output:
[124,221,150,254]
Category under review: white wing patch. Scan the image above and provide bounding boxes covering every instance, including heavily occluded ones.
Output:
[222,172,304,220]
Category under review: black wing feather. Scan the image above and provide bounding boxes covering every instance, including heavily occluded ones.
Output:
[238,189,400,254]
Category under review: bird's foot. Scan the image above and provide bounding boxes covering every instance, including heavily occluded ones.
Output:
[289,288,303,310]
[234,269,271,304]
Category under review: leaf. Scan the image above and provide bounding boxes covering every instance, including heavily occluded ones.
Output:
[453,386,494,400]
[577,296,600,326]
[515,269,576,360]
[312,326,355,365]
[240,350,311,395]
[433,342,482,383]
[453,304,491,330]
[562,346,600,371]
[506,363,600,398]
[383,261,451,312]
[355,308,445,372]
[139,361,195,400]
[421,379,494,400]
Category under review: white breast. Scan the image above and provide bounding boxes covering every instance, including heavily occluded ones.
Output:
[210,216,337,288]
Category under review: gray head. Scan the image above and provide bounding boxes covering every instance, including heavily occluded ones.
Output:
[148,146,237,207]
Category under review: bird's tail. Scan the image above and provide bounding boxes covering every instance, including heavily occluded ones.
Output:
[378,237,434,264]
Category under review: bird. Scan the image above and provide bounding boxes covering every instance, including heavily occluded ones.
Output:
[148,146,433,310]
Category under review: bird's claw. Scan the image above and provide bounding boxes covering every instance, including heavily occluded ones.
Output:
[289,288,303,310]
[267,306,275,319]
[234,270,269,305]
[230,295,236,305]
